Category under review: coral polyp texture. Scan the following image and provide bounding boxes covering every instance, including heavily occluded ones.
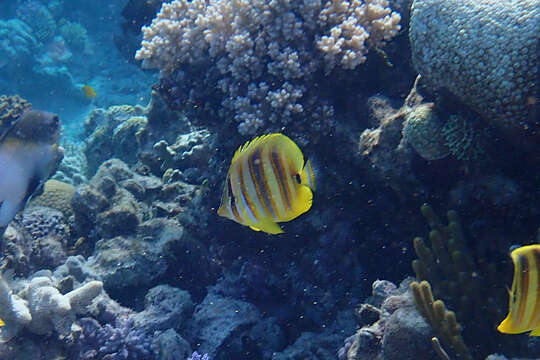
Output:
[409,0,539,141]
[135,0,401,137]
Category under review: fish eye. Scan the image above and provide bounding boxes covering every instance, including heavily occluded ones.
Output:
[295,174,301,184]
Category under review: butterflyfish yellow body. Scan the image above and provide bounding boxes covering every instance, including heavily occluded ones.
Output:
[217,133,315,234]
[498,245,540,336]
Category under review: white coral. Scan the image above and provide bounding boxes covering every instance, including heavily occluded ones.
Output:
[0,273,102,341]
[135,0,401,135]
[317,0,401,72]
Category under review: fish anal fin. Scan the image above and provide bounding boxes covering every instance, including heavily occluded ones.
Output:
[252,220,284,235]
[530,327,540,336]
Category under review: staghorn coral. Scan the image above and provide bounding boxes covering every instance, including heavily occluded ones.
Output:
[136,0,400,137]
[409,0,539,143]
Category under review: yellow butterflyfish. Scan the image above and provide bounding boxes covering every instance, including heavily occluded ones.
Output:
[498,245,540,336]
[0,317,4,326]
[217,133,315,234]
[82,85,97,99]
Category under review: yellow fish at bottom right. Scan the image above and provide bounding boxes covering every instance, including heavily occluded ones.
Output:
[498,244,540,336]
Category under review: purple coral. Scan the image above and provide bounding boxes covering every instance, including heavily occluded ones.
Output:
[187,352,210,360]
[72,317,155,360]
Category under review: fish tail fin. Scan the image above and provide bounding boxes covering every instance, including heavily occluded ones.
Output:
[300,159,316,191]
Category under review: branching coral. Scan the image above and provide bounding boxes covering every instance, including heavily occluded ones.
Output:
[410,280,471,360]
[136,0,401,137]
[0,273,102,342]
[411,204,519,358]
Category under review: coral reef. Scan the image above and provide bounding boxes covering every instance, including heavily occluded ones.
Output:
[136,0,401,138]
[440,114,486,161]
[71,158,214,291]
[409,0,539,143]
[1,206,70,274]
[0,271,102,342]
[83,104,147,175]
[0,20,39,72]
[59,20,88,53]
[410,280,471,360]
[402,103,449,161]
[356,77,424,196]
[29,180,75,219]
[338,279,439,360]
[410,204,533,358]
[16,0,57,43]
[53,142,89,185]
[0,95,32,129]
[71,317,156,359]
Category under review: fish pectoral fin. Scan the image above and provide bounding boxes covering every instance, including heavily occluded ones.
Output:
[252,221,284,235]
[530,327,540,336]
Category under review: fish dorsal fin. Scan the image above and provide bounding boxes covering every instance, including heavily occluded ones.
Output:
[232,134,278,163]
[231,134,304,170]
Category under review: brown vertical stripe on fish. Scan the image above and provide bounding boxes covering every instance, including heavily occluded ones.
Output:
[249,148,277,219]
[270,148,292,211]
[516,253,530,328]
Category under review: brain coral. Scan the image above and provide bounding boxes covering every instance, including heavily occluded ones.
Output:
[30,180,75,218]
[409,0,539,141]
